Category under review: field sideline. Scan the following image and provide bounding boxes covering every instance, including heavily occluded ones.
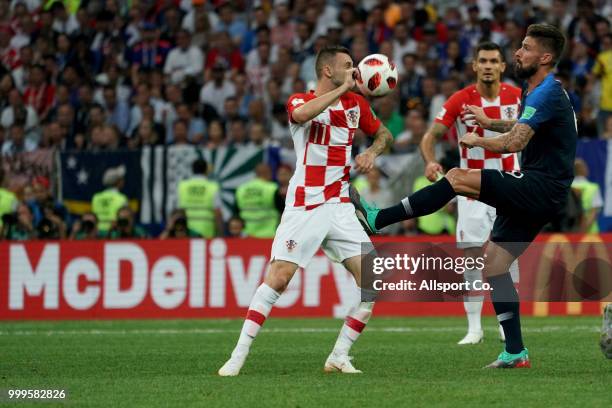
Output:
[1,316,610,407]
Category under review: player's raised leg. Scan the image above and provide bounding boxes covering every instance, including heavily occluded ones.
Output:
[324,254,377,373]
[351,168,480,234]
[218,260,296,376]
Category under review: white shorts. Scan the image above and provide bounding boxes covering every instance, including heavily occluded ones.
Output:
[456,197,496,248]
[270,203,370,268]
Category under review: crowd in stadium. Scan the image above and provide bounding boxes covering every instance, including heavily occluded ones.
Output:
[0,0,611,240]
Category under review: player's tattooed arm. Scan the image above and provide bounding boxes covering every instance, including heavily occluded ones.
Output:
[355,124,393,173]
[487,119,517,133]
[368,124,394,156]
[464,105,516,132]
[461,123,534,153]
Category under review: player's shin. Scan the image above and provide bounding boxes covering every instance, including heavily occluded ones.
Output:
[234,283,280,356]
[488,273,525,354]
[331,289,377,356]
[375,177,456,230]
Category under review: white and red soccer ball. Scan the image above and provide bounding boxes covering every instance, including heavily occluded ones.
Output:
[356,54,398,97]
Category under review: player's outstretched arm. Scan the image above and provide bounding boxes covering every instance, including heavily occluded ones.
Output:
[355,124,393,173]
[420,122,449,181]
[460,123,534,153]
[465,105,516,133]
[291,69,356,124]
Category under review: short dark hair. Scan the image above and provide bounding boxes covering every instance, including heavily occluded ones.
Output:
[192,159,208,175]
[474,41,505,62]
[526,23,566,66]
[315,45,351,79]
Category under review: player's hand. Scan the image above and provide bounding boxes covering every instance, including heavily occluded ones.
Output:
[341,68,357,92]
[355,151,375,173]
[459,132,480,149]
[424,161,443,182]
[463,105,491,129]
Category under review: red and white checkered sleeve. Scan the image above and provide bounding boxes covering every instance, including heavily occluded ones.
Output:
[286,93,309,124]
[434,89,465,128]
[355,94,381,136]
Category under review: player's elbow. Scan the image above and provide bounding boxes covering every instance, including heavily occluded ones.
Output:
[291,109,309,124]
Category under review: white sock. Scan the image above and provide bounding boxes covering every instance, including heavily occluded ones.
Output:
[509,260,520,283]
[232,283,280,358]
[332,301,374,356]
[463,269,484,333]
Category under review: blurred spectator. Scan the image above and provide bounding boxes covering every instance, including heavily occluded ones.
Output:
[163,29,204,85]
[26,176,69,227]
[177,158,224,238]
[215,2,248,46]
[0,167,18,231]
[395,110,427,153]
[572,158,603,233]
[246,41,272,97]
[1,202,36,240]
[2,122,37,155]
[359,166,398,235]
[398,53,424,114]
[1,88,40,143]
[227,215,245,238]
[603,116,612,139]
[107,205,148,239]
[23,64,55,121]
[91,165,128,234]
[205,31,244,77]
[101,86,130,136]
[128,23,172,74]
[90,124,120,150]
[592,33,612,135]
[276,164,292,204]
[413,171,457,235]
[173,103,205,143]
[375,95,403,139]
[36,200,68,239]
[199,62,236,117]
[70,212,100,240]
[234,163,281,238]
[205,119,225,149]
[160,208,200,239]
[247,122,269,148]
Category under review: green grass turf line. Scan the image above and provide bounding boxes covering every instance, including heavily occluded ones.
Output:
[0,317,610,408]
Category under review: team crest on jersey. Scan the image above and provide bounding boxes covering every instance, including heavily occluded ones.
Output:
[286,240,298,252]
[345,109,359,128]
[504,106,515,118]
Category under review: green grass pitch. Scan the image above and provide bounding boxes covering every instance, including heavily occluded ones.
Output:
[1,316,610,407]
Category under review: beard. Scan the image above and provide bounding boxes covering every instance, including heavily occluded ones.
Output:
[514,61,538,79]
[331,74,345,88]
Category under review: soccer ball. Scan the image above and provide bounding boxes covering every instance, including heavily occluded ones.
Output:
[601,304,612,359]
[356,54,398,97]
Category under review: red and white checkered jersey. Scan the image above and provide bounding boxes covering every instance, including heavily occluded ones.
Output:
[285,90,381,210]
[434,83,522,171]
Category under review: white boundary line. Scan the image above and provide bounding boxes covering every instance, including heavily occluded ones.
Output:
[0,325,600,336]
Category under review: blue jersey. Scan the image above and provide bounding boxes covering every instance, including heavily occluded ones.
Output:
[517,73,577,187]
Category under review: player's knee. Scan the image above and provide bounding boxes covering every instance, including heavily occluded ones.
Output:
[444,167,465,192]
[266,261,296,293]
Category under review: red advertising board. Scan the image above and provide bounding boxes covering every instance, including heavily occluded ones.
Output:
[0,235,609,320]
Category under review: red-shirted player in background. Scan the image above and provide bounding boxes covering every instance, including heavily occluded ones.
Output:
[420,42,522,345]
[219,46,393,376]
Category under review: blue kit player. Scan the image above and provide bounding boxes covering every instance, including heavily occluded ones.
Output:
[351,23,577,368]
